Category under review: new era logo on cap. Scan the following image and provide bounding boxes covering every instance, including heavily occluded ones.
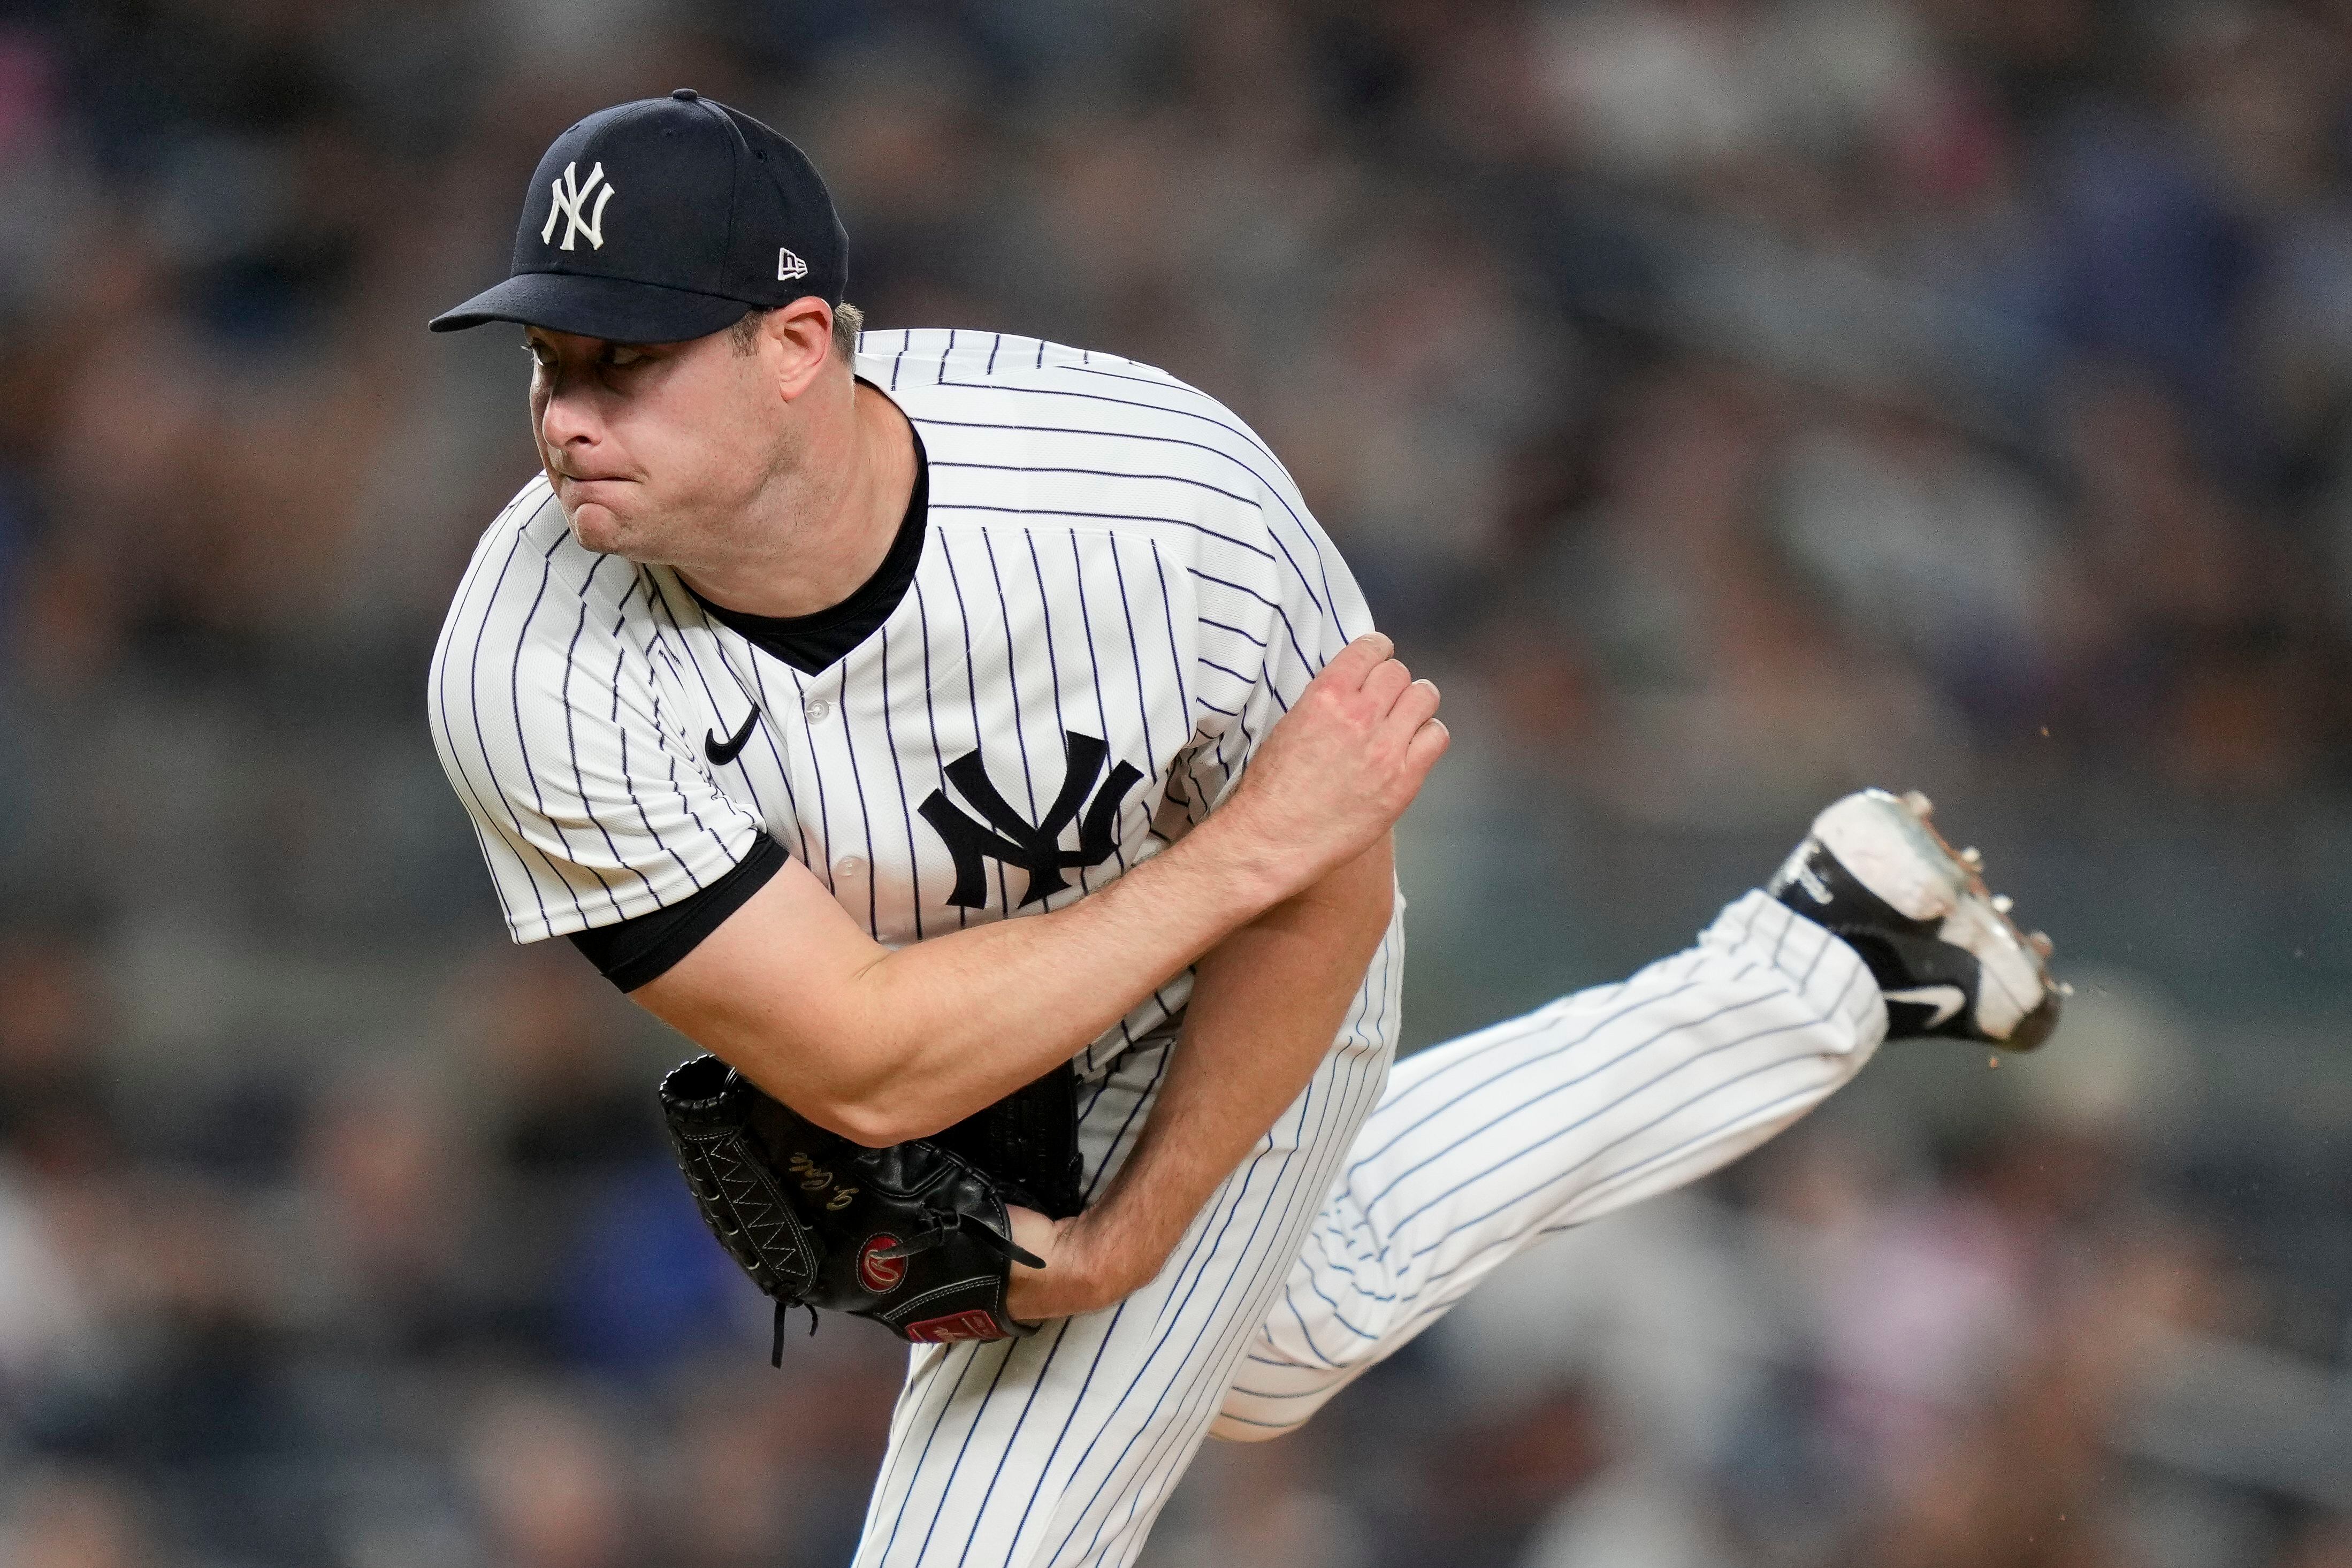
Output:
[428,88,848,342]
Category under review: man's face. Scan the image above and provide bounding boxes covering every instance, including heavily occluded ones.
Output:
[524,323,795,565]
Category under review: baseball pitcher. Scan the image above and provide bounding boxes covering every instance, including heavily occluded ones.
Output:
[425,91,2061,1568]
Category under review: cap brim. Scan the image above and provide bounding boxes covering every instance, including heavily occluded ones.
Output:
[428,271,753,341]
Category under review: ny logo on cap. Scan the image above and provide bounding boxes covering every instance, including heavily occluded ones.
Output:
[543,161,615,251]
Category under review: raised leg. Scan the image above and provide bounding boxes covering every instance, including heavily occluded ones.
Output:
[1213,891,1886,1441]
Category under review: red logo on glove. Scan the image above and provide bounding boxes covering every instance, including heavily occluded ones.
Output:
[858,1234,907,1293]
[905,1310,1005,1343]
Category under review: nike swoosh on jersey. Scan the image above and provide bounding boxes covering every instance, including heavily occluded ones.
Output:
[704,706,760,766]
[1881,983,1966,1029]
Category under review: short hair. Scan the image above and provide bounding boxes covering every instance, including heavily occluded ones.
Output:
[729,301,863,360]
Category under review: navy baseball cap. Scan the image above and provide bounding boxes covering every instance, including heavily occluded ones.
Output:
[429,89,847,341]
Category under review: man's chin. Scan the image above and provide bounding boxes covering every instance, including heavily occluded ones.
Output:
[562,500,636,557]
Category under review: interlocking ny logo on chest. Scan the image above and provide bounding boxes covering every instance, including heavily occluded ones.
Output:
[919,732,1143,908]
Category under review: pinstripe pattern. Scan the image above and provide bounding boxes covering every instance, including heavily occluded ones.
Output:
[428,329,1356,1045]
[427,485,758,937]
[1209,891,1887,1446]
[427,328,1891,1567]
[854,906,1402,1568]
[858,890,1883,1566]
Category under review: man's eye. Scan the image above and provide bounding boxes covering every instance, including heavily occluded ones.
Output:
[605,346,647,368]
[522,342,554,369]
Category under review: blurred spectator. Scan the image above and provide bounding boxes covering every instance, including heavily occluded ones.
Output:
[464,1382,638,1568]
[0,930,115,1169]
[1534,364,1956,824]
[452,945,658,1176]
[289,1060,496,1356]
[0,1466,154,1568]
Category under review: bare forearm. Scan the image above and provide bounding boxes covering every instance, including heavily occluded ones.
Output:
[838,810,1302,1137]
[642,805,1301,1145]
[1065,836,1395,1299]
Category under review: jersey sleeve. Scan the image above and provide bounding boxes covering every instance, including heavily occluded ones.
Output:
[427,521,765,945]
[1171,449,1375,817]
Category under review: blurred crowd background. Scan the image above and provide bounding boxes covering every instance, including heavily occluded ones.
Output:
[2,0,2350,1564]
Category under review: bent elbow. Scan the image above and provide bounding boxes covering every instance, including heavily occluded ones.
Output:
[837,1110,913,1150]
[766,1014,923,1147]
[807,1092,919,1150]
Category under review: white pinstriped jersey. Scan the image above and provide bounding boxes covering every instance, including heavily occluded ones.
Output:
[426,330,1895,1568]
[427,328,1369,1063]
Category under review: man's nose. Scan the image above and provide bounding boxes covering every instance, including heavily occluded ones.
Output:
[538,377,602,453]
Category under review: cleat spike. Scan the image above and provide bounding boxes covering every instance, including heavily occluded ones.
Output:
[1990,893,2013,913]
[1771,789,2063,1051]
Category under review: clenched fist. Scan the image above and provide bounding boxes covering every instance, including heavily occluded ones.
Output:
[1220,634,1447,898]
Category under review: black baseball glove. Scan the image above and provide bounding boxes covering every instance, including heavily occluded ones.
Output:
[659,1054,1081,1358]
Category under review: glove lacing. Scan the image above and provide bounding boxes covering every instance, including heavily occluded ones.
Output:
[868,1195,1046,1269]
[770,1299,820,1366]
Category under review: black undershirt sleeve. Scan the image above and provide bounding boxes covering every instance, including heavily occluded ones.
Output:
[567,833,789,992]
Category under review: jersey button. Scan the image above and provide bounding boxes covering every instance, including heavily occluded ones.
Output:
[803,697,833,723]
[835,855,867,878]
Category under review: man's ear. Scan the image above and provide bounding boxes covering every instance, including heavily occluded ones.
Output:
[767,299,837,402]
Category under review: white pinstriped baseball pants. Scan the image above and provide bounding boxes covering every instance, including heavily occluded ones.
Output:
[851,892,1888,1567]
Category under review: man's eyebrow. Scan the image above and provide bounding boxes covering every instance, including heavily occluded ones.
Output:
[523,331,650,351]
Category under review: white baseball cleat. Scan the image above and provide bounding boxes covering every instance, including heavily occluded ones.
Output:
[1769,789,2063,1051]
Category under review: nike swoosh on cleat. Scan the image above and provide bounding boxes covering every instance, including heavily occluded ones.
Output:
[1882,983,1966,1029]
[704,706,760,766]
